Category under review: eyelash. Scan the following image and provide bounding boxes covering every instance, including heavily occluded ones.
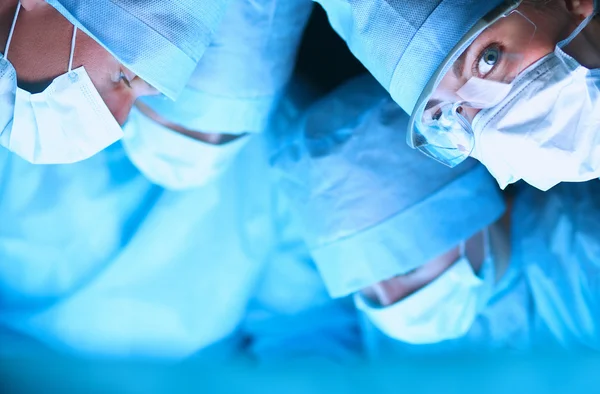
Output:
[472,42,504,79]
[119,70,132,88]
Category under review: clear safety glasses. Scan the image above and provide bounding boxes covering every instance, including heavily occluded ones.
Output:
[407,0,537,167]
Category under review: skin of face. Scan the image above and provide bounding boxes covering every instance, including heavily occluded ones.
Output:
[0,0,158,125]
[362,231,487,307]
[560,0,600,68]
[424,0,594,124]
[135,101,246,145]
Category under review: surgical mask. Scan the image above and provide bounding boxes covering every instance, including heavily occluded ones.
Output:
[0,4,123,164]
[122,107,250,190]
[355,234,495,345]
[471,10,600,191]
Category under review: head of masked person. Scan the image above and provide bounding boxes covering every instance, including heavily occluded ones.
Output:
[122,0,314,190]
[121,101,251,191]
[354,232,501,345]
[0,0,229,164]
[273,75,506,343]
[273,72,505,302]
[317,0,600,191]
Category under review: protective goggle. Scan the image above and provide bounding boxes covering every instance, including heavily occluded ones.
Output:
[407,0,537,167]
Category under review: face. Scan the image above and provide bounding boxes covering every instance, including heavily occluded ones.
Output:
[135,101,245,145]
[362,232,486,307]
[0,1,158,125]
[425,3,571,125]
[410,1,583,168]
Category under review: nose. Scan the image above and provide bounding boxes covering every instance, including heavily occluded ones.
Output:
[130,77,159,99]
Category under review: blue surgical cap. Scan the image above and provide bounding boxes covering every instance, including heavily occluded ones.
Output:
[47,0,232,99]
[274,75,506,298]
[316,0,505,114]
[140,0,313,134]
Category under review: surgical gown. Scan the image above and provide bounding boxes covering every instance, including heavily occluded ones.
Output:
[0,135,275,359]
[0,0,361,362]
[0,102,364,362]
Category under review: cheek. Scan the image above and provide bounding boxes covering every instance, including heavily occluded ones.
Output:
[101,88,136,125]
[437,75,465,99]
[73,32,119,88]
[73,34,134,125]
[462,107,481,122]
[521,39,557,70]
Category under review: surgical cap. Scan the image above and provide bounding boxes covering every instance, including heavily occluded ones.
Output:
[47,0,232,99]
[315,0,505,114]
[141,0,313,133]
[273,75,506,298]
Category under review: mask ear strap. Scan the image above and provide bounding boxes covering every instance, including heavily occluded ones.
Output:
[67,25,77,72]
[4,2,22,59]
[559,8,598,48]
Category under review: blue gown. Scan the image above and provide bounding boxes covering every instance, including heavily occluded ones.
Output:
[0,135,281,359]
[0,0,361,362]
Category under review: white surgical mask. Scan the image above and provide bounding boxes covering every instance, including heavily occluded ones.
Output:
[471,11,600,191]
[0,4,123,164]
[355,235,495,345]
[122,107,250,190]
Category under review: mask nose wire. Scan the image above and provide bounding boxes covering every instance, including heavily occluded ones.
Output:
[559,7,599,48]
[67,25,77,72]
[3,1,22,59]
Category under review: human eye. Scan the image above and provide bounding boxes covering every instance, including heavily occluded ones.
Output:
[473,44,503,78]
[119,70,132,88]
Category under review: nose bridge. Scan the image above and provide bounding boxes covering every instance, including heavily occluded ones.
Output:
[131,77,159,99]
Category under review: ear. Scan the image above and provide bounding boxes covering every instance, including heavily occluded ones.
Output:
[20,0,46,11]
[563,0,596,21]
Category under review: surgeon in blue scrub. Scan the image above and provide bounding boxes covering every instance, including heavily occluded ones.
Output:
[0,0,357,362]
[314,0,600,192]
[357,183,600,356]
[0,0,231,164]
[275,74,600,356]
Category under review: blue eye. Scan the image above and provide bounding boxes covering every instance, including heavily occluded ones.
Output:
[120,71,132,88]
[477,45,501,77]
